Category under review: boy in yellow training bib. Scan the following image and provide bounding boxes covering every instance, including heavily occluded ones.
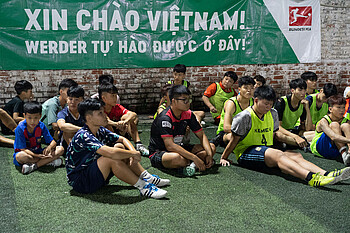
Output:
[220,85,350,187]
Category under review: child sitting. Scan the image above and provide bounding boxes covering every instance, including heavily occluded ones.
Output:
[99,82,149,156]
[1,80,33,135]
[57,86,85,150]
[202,71,238,125]
[310,95,350,166]
[13,101,64,174]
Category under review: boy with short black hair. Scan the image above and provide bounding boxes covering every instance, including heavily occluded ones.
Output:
[254,75,266,89]
[311,95,350,165]
[273,78,312,148]
[1,80,33,135]
[211,76,255,146]
[91,74,120,104]
[169,64,189,87]
[14,101,64,174]
[41,78,77,137]
[99,82,149,156]
[149,85,215,176]
[301,71,319,95]
[57,86,85,149]
[65,98,169,198]
[220,85,350,187]
[169,64,205,123]
[202,71,238,125]
[306,83,338,127]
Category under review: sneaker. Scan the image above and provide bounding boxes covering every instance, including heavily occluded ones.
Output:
[21,163,37,175]
[303,146,312,153]
[327,167,350,181]
[140,183,167,199]
[144,174,170,187]
[342,152,350,166]
[210,132,224,147]
[136,144,149,157]
[308,172,340,187]
[47,158,63,167]
[183,165,196,177]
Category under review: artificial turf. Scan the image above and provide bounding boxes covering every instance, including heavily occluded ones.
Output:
[1,118,349,232]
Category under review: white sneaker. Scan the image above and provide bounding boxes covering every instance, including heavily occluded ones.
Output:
[140,183,167,199]
[341,152,350,166]
[47,158,63,167]
[22,163,37,175]
[328,167,350,182]
[136,144,149,157]
[144,174,170,187]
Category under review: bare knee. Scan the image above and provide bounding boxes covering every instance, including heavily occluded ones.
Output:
[55,146,65,157]
[114,143,125,149]
[285,151,304,162]
[330,122,341,130]
[341,122,350,132]
[163,153,188,168]
[16,151,38,164]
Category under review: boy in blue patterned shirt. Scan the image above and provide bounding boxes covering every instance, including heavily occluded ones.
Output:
[14,102,64,174]
[65,98,169,199]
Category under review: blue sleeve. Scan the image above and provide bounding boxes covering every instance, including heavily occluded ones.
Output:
[102,127,120,144]
[73,131,104,153]
[41,123,53,143]
[57,109,66,120]
[306,95,313,106]
[14,126,27,150]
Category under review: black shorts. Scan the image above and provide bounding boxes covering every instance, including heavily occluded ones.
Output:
[149,144,195,169]
[69,160,113,194]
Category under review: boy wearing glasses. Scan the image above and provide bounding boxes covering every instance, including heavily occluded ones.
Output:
[148,85,216,176]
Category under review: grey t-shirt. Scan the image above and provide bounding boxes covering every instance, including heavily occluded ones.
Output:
[231,107,279,141]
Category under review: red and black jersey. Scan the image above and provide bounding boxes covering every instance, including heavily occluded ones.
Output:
[148,106,202,154]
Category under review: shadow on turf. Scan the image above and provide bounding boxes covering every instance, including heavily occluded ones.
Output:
[69,185,169,204]
[228,163,344,192]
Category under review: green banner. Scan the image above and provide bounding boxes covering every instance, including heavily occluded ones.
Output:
[0,0,320,70]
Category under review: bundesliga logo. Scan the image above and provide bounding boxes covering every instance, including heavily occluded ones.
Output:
[289,6,312,26]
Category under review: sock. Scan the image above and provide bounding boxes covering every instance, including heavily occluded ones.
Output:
[324,171,330,176]
[339,146,347,155]
[305,172,315,182]
[133,178,147,190]
[342,151,348,160]
[189,162,196,168]
[135,141,142,145]
[139,170,152,180]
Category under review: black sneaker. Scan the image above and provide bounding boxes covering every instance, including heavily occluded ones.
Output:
[210,132,224,147]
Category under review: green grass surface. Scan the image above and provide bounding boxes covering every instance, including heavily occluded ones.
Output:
[1,121,349,232]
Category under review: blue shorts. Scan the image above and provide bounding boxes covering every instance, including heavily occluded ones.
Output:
[316,133,340,159]
[149,144,195,169]
[237,146,269,169]
[13,148,44,166]
[69,160,113,194]
[13,152,21,166]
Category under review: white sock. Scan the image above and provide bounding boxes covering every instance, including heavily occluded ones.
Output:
[139,170,152,179]
[189,162,196,168]
[133,178,147,190]
[339,146,347,155]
